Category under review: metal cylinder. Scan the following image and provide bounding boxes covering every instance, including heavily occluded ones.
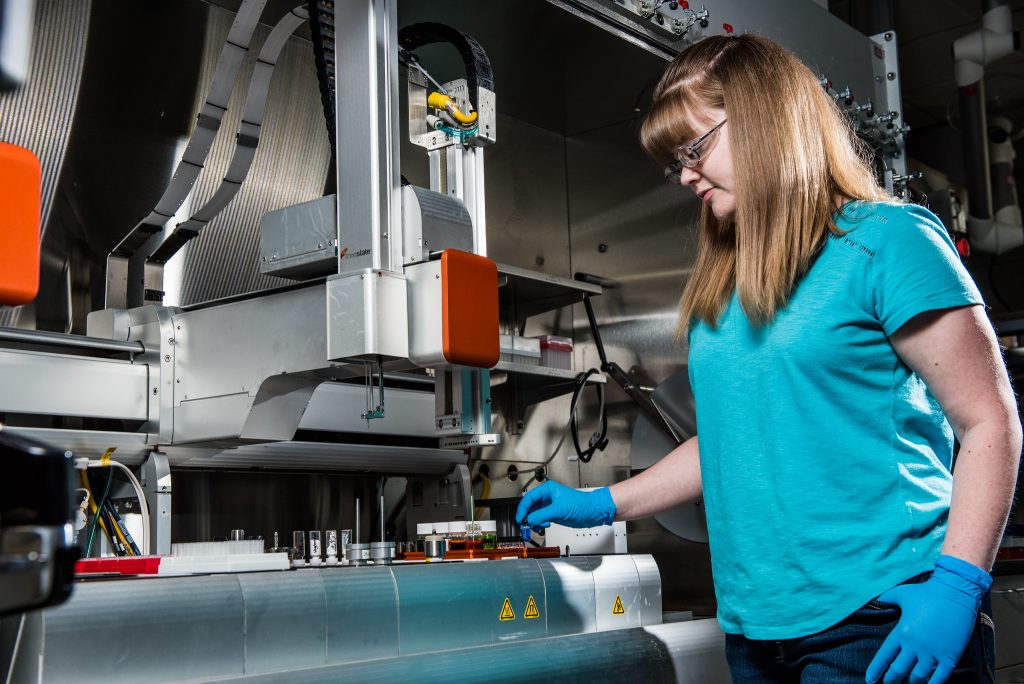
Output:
[230,529,245,541]
[0,327,146,354]
[959,81,992,219]
[370,541,395,565]
[423,534,445,561]
[347,542,370,566]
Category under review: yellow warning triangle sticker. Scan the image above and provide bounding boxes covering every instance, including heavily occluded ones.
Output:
[524,595,540,619]
[499,596,516,621]
[612,595,625,615]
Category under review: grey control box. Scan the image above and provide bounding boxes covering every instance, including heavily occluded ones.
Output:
[259,195,338,280]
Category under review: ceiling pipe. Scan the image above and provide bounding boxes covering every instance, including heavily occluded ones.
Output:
[953,0,1021,253]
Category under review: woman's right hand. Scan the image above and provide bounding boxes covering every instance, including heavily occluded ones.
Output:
[516,481,617,532]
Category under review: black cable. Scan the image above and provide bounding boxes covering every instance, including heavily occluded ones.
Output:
[104,499,141,556]
[397,23,494,111]
[84,468,113,557]
[306,1,336,159]
[569,369,609,463]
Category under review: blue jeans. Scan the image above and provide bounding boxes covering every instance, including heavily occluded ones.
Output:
[725,581,995,683]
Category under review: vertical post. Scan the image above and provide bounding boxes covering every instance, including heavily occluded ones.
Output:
[334,0,402,275]
[140,451,172,555]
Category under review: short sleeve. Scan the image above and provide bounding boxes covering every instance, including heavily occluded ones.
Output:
[871,204,983,336]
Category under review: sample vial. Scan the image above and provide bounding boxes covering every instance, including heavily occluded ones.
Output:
[326,530,339,566]
[340,529,352,562]
[291,530,306,568]
[480,521,498,550]
[447,520,467,551]
[309,530,322,566]
[464,521,483,551]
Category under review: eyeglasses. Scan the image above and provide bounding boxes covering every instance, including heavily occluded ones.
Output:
[664,118,727,184]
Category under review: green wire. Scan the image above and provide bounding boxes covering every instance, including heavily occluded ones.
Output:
[85,468,114,557]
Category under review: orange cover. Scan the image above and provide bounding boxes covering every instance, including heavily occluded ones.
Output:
[441,249,499,368]
[0,143,41,305]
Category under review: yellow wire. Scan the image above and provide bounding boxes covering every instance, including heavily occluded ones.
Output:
[81,467,134,555]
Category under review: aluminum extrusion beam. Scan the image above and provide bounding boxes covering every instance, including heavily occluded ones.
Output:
[334,0,402,275]
[0,348,148,421]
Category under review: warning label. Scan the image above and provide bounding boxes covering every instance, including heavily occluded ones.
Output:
[499,596,516,621]
[612,595,625,615]
[524,595,540,619]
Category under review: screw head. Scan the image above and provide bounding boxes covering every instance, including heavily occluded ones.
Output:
[163,354,171,362]
[884,32,893,41]
[152,388,158,395]
[598,243,608,253]
[887,72,896,81]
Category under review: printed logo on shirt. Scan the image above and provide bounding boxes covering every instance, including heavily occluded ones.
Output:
[828,233,875,259]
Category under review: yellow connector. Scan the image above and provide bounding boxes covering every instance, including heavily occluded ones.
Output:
[427,91,478,125]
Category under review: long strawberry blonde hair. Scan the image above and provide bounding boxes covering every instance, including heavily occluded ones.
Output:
[640,34,890,339]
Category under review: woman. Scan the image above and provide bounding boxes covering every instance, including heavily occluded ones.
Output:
[517,34,1021,684]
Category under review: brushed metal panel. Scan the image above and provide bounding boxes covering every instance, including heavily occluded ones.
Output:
[0,0,91,328]
[164,441,464,474]
[299,382,437,437]
[0,348,148,420]
[391,558,547,654]
[325,271,409,362]
[592,553,643,631]
[237,570,327,674]
[322,567,400,663]
[645,619,731,683]
[176,5,331,305]
[40,575,245,683]
[539,555,598,636]
[173,285,326,404]
[634,553,664,626]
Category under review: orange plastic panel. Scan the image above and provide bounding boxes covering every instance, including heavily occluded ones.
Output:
[441,249,499,368]
[0,143,41,305]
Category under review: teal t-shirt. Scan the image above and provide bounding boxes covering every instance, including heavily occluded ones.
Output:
[688,201,984,640]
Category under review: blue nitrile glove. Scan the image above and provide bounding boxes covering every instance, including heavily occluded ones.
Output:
[865,554,992,684]
[515,481,617,532]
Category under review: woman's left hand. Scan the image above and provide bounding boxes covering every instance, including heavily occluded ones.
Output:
[865,555,991,684]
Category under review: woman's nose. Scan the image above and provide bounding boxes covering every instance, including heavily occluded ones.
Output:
[678,165,701,187]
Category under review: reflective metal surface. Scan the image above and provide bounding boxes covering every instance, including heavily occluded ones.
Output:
[0,0,90,329]
[237,571,327,675]
[4,556,667,682]
[37,575,246,683]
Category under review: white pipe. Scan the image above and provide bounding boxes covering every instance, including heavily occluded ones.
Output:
[953,1,1022,254]
[953,4,1016,87]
